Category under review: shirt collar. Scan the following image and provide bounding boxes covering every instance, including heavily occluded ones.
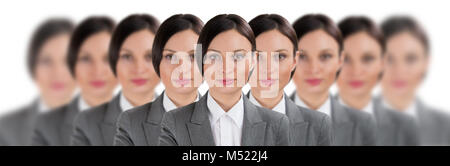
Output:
[381,96,417,118]
[337,95,374,115]
[78,96,91,112]
[119,92,157,112]
[162,91,200,112]
[294,93,332,116]
[38,97,50,113]
[248,91,286,115]
[207,92,244,129]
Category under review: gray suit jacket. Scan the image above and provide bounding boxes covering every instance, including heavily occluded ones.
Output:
[416,100,450,145]
[0,100,39,146]
[159,92,290,146]
[246,92,333,146]
[289,93,376,146]
[372,96,419,146]
[71,94,122,146]
[32,97,80,146]
[114,92,167,146]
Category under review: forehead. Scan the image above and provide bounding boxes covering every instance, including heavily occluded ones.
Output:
[386,31,425,54]
[343,32,382,54]
[208,29,252,52]
[121,30,154,50]
[256,29,293,52]
[81,31,111,49]
[164,29,199,52]
[39,33,70,55]
[298,29,339,53]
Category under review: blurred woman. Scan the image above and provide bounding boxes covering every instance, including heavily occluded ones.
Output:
[0,19,76,146]
[291,14,376,146]
[72,14,160,146]
[32,16,116,145]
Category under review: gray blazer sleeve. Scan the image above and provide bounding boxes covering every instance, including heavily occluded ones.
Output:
[71,113,90,146]
[158,112,178,146]
[318,115,333,146]
[276,115,290,146]
[113,111,134,146]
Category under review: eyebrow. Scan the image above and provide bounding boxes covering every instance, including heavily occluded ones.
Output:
[163,49,195,53]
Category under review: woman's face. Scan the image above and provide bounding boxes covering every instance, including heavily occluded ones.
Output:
[160,30,202,95]
[204,29,255,95]
[250,29,296,98]
[116,30,160,95]
[381,31,428,97]
[75,31,117,99]
[337,32,383,97]
[293,29,342,95]
[34,33,76,104]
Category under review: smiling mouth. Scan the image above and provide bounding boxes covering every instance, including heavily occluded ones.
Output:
[174,79,192,86]
[217,79,235,86]
[259,79,278,86]
[131,79,148,86]
[305,79,322,86]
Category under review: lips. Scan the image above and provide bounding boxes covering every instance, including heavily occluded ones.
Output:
[90,80,106,88]
[305,79,322,86]
[131,78,148,86]
[392,80,407,88]
[219,79,235,86]
[260,79,277,86]
[174,79,191,86]
[349,80,364,88]
[50,82,65,91]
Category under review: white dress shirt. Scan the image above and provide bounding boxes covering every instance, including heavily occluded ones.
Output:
[207,92,244,146]
[382,96,417,118]
[338,95,374,115]
[120,92,157,112]
[248,91,286,115]
[78,96,91,112]
[294,93,332,116]
[163,92,200,112]
[38,98,50,113]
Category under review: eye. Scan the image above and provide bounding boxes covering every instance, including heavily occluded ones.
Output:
[406,53,418,64]
[362,54,375,64]
[344,55,351,64]
[299,52,307,60]
[276,53,287,61]
[319,53,332,61]
[145,53,152,61]
[206,52,221,61]
[120,53,132,60]
[164,54,174,61]
[232,52,245,61]
[189,53,195,61]
[78,55,91,63]
[38,56,52,66]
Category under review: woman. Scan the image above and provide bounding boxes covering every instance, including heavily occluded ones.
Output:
[72,14,160,146]
[247,14,332,146]
[291,14,376,146]
[159,14,289,146]
[381,16,450,145]
[0,19,76,146]
[336,16,418,145]
[32,16,116,146]
[113,14,204,146]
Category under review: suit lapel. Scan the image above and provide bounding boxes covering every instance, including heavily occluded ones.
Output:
[99,94,122,146]
[187,93,215,146]
[285,94,309,145]
[142,93,166,146]
[241,96,266,146]
[60,96,80,145]
[330,97,355,146]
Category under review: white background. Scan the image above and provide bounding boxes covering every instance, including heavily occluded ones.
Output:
[0,0,449,115]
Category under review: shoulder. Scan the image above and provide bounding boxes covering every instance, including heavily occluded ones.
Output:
[75,102,108,124]
[254,106,287,124]
[164,102,196,122]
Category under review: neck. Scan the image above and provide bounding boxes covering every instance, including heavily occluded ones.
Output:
[81,92,113,107]
[297,90,329,110]
[41,95,73,109]
[165,90,198,107]
[339,91,372,110]
[209,90,242,112]
[382,90,415,111]
[122,89,155,107]
[251,89,283,109]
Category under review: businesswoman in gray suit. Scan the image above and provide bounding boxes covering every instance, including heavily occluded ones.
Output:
[290,14,377,146]
[247,14,332,146]
[159,14,290,146]
[32,16,117,145]
[71,14,160,146]
[380,16,450,145]
[0,19,76,145]
[336,16,419,145]
[113,14,204,146]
